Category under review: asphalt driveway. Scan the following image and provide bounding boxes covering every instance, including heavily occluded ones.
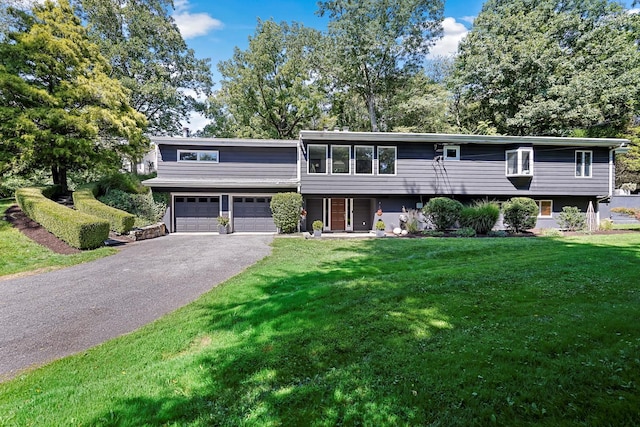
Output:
[0,234,273,381]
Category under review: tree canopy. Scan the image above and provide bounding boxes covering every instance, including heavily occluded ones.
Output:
[0,0,148,191]
[206,19,325,139]
[78,0,212,135]
[451,0,640,137]
[318,0,444,132]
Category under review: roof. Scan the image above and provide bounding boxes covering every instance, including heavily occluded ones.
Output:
[150,137,298,148]
[299,131,630,148]
[142,177,299,189]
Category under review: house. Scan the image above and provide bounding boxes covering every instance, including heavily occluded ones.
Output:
[142,131,629,233]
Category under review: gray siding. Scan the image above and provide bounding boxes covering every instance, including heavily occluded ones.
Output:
[159,145,297,180]
[300,141,610,197]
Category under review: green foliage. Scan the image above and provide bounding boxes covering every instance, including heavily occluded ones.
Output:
[375,220,386,231]
[422,197,463,231]
[312,220,324,231]
[403,209,422,234]
[217,216,230,226]
[270,192,303,233]
[97,173,148,195]
[451,0,640,136]
[600,218,614,230]
[0,172,50,198]
[16,187,109,249]
[422,229,445,237]
[453,227,476,237]
[79,0,212,135]
[213,19,324,139]
[98,190,166,225]
[557,206,586,231]
[540,228,564,237]
[0,0,148,192]
[318,0,444,131]
[502,197,538,233]
[73,185,134,234]
[487,230,509,237]
[459,200,500,235]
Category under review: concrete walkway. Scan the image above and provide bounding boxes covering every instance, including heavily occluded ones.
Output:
[0,234,273,381]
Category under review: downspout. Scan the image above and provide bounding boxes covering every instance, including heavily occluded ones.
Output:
[609,147,614,198]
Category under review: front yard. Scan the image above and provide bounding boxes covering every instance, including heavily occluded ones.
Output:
[0,233,639,425]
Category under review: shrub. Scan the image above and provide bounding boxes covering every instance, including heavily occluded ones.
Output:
[487,230,509,237]
[312,220,323,231]
[74,184,135,234]
[600,219,613,230]
[98,190,166,226]
[422,230,444,237]
[270,192,303,233]
[422,197,463,231]
[459,200,500,235]
[97,173,148,195]
[453,227,476,237]
[502,197,538,233]
[16,187,109,249]
[375,220,386,230]
[556,206,585,231]
[404,209,422,234]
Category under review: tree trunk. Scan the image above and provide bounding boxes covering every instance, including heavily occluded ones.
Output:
[366,93,379,132]
[51,165,68,194]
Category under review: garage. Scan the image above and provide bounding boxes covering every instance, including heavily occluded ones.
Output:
[233,197,277,232]
[174,196,220,232]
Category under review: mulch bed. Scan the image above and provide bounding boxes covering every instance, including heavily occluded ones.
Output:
[3,205,81,255]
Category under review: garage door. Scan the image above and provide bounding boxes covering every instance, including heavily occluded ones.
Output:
[175,196,220,232]
[233,197,277,232]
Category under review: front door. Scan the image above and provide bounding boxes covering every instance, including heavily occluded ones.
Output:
[331,198,346,230]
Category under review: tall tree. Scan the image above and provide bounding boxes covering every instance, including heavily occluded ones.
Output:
[451,0,640,137]
[212,19,325,139]
[78,0,212,135]
[317,0,444,132]
[0,0,147,192]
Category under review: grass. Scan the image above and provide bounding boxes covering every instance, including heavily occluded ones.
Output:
[0,199,116,277]
[0,235,639,426]
[612,222,640,230]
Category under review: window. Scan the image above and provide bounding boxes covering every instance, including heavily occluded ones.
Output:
[355,146,374,174]
[576,150,592,178]
[505,147,533,177]
[537,200,553,218]
[378,146,397,175]
[308,145,327,174]
[444,145,460,161]
[178,150,218,162]
[331,146,350,174]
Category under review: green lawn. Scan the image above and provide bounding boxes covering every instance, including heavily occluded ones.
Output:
[0,199,115,277]
[612,222,640,230]
[0,235,639,426]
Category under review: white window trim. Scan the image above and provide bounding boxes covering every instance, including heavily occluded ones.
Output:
[307,144,328,175]
[331,145,351,175]
[377,146,397,176]
[537,200,553,218]
[505,147,534,177]
[354,145,374,175]
[444,145,460,161]
[575,150,593,178]
[177,150,219,163]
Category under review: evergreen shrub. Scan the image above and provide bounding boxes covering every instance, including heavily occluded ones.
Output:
[74,184,135,234]
[16,187,109,249]
[422,197,463,231]
[460,200,500,234]
[502,197,538,233]
[270,192,303,233]
[556,206,585,231]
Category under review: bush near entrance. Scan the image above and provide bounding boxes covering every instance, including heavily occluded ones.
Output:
[270,192,303,233]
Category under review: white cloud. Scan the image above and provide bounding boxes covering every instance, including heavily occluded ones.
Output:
[628,8,640,14]
[182,111,210,134]
[427,17,469,58]
[172,1,223,40]
[460,15,476,25]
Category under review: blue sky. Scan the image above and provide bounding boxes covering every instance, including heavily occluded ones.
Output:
[171,0,637,130]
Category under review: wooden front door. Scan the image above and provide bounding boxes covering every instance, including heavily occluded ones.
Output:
[331,198,346,230]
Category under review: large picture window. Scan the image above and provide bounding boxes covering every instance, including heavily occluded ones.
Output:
[178,150,218,162]
[331,146,350,174]
[575,150,592,178]
[505,148,533,177]
[308,145,327,174]
[355,146,374,174]
[378,146,397,175]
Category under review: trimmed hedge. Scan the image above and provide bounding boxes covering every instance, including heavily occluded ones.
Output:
[73,184,135,234]
[16,187,109,249]
[270,192,303,233]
